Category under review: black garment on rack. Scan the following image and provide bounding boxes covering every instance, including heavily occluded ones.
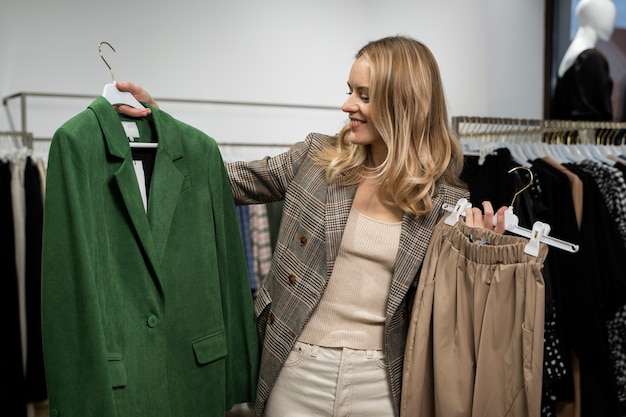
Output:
[24,157,46,402]
[0,161,27,417]
[530,159,582,406]
[461,147,518,210]
[561,163,626,417]
[575,160,626,408]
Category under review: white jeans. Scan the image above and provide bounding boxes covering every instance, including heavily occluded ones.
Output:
[264,341,395,417]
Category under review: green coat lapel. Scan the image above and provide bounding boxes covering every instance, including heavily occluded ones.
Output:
[89,97,186,274]
[146,111,186,261]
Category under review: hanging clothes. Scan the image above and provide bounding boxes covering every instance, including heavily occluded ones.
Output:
[23,156,47,403]
[529,158,582,417]
[575,160,626,407]
[1,160,27,417]
[462,146,626,416]
[236,204,257,292]
[561,162,626,417]
[41,96,258,417]
[401,216,549,417]
[248,203,272,294]
[1,149,47,416]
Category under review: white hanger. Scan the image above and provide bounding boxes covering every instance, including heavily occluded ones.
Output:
[519,143,540,163]
[128,142,158,148]
[555,143,586,162]
[99,42,144,109]
[462,139,498,165]
[582,143,615,165]
[547,143,569,163]
[442,166,579,256]
[99,42,157,149]
[536,142,566,164]
[504,143,532,167]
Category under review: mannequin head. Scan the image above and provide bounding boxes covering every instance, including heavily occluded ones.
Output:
[576,0,617,41]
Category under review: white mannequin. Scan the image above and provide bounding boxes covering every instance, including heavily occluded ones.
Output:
[557,0,616,77]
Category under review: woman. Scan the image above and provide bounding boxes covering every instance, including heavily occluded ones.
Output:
[117,35,506,416]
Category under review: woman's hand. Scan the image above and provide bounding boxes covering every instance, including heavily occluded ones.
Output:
[114,81,158,117]
[465,201,507,234]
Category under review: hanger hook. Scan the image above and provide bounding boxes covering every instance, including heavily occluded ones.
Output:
[508,165,534,207]
[98,41,116,82]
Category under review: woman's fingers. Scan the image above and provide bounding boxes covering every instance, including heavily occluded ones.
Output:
[494,205,508,234]
[464,201,508,234]
[464,207,482,228]
[481,201,495,229]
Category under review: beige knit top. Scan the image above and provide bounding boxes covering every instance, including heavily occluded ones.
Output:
[298,207,402,350]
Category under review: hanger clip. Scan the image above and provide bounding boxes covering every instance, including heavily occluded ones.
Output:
[444,198,472,226]
[495,206,520,230]
[524,221,551,256]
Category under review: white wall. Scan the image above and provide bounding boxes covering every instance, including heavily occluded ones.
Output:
[0,0,545,160]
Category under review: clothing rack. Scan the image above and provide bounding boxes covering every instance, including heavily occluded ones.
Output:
[452,115,626,145]
[0,130,34,149]
[3,91,341,141]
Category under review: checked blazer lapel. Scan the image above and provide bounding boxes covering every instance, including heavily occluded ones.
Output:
[324,180,357,277]
[387,185,464,317]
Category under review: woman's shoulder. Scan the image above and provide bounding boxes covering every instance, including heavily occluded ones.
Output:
[304,132,338,149]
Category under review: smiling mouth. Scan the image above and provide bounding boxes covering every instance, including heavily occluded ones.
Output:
[350,118,365,128]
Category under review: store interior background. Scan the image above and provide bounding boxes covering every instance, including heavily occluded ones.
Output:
[2,0,626,161]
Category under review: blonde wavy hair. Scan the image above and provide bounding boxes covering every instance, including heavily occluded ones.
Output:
[316,36,466,217]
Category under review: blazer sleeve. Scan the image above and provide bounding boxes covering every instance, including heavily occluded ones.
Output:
[226,133,330,205]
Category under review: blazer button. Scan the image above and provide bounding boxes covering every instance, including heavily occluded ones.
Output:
[299,234,308,246]
[288,273,297,285]
[147,314,159,328]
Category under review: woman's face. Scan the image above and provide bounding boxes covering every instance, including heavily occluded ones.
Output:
[342,56,384,150]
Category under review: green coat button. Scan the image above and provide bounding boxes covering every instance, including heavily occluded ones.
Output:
[147,315,159,328]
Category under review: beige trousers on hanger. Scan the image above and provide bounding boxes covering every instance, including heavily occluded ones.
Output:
[401,217,548,417]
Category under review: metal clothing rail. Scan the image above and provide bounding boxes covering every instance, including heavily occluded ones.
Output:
[0,130,34,149]
[452,115,626,145]
[2,91,341,136]
[27,138,293,150]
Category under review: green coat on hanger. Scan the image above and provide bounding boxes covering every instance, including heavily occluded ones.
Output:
[41,96,258,417]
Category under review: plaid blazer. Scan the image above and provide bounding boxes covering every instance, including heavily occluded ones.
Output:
[227,132,469,416]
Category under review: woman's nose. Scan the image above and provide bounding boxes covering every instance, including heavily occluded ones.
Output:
[342,96,356,113]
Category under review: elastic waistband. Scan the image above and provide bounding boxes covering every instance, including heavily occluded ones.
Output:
[442,218,548,265]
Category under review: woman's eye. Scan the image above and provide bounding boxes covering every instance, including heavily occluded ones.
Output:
[345,91,369,102]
